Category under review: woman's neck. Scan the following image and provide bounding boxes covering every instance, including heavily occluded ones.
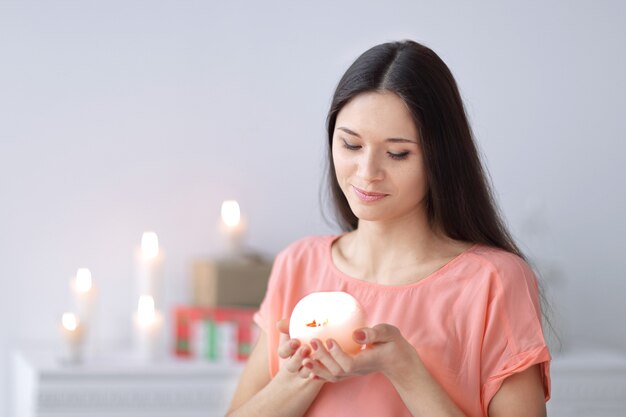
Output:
[334,214,470,285]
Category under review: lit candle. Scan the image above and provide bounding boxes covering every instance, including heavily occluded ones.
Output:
[70,268,95,326]
[133,295,164,361]
[135,232,164,309]
[219,200,246,253]
[289,291,367,355]
[60,312,84,363]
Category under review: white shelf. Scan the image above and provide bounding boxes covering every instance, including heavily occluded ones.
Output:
[16,346,626,417]
[13,349,245,417]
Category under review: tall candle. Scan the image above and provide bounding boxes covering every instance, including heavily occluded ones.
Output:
[133,295,163,361]
[60,312,84,364]
[219,200,246,253]
[135,232,164,308]
[70,268,95,326]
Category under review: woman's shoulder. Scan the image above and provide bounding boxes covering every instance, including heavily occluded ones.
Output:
[466,244,537,289]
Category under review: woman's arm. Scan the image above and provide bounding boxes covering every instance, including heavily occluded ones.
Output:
[386,347,546,417]
[226,326,325,417]
[303,324,547,417]
[487,365,546,417]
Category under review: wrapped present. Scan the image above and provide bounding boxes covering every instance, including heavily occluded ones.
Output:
[173,306,258,362]
[191,254,272,308]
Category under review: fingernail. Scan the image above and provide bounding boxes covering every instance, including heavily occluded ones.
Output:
[304,362,313,369]
[311,340,318,351]
[290,341,299,350]
[326,339,334,349]
[354,330,366,342]
[301,347,310,356]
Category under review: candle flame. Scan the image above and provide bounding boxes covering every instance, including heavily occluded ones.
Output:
[137,295,156,326]
[62,312,79,331]
[75,268,92,293]
[221,200,241,227]
[141,232,159,258]
[306,319,329,327]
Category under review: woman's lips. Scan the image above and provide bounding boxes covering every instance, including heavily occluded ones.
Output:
[352,186,388,202]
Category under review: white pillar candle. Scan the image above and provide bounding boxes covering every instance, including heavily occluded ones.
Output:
[135,232,164,308]
[60,312,84,364]
[219,200,246,253]
[289,292,367,355]
[133,295,164,362]
[70,268,95,326]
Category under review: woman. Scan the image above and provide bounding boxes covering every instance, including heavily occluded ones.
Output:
[226,40,550,417]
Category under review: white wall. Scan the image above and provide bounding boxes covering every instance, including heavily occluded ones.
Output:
[1,0,624,415]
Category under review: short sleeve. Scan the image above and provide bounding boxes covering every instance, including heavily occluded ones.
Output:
[480,255,551,416]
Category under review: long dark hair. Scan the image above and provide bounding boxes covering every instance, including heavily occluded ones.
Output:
[325,40,525,260]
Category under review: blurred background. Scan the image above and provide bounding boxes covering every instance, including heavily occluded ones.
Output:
[1,0,625,416]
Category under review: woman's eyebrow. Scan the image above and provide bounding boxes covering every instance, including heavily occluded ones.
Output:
[337,126,361,137]
[336,126,418,144]
[386,137,418,144]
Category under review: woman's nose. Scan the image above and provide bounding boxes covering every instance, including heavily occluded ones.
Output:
[356,151,384,181]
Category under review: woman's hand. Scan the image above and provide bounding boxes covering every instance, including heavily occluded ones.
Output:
[225,321,326,417]
[289,323,469,417]
[301,323,420,383]
[275,318,317,381]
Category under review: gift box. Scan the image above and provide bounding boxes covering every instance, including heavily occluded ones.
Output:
[173,306,258,362]
[191,255,272,308]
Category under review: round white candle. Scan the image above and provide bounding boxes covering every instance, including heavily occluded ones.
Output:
[135,232,164,308]
[60,312,84,363]
[133,295,164,361]
[70,268,95,326]
[219,200,246,253]
[289,291,367,355]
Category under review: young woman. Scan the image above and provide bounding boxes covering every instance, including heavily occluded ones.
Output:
[226,40,550,417]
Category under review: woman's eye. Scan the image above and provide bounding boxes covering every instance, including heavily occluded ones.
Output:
[342,139,361,151]
[388,151,410,160]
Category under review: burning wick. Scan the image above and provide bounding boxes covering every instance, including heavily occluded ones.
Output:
[306,319,329,327]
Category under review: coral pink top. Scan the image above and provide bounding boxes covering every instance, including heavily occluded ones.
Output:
[254,235,551,417]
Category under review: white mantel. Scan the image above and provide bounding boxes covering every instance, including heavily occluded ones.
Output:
[13,349,244,417]
[13,346,626,417]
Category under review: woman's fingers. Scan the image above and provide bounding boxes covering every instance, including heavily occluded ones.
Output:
[277,318,291,349]
[299,358,314,378]
[309,338,346,381]
[353,324,400,345]
[278,338,301,359]
[324,338,354,372]
[276,318,290,335]
[284,345,311,373]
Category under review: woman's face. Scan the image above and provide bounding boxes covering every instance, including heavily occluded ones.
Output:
[332,91,427,225]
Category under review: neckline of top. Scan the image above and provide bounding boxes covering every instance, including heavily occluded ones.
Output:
[325,234,480,290]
